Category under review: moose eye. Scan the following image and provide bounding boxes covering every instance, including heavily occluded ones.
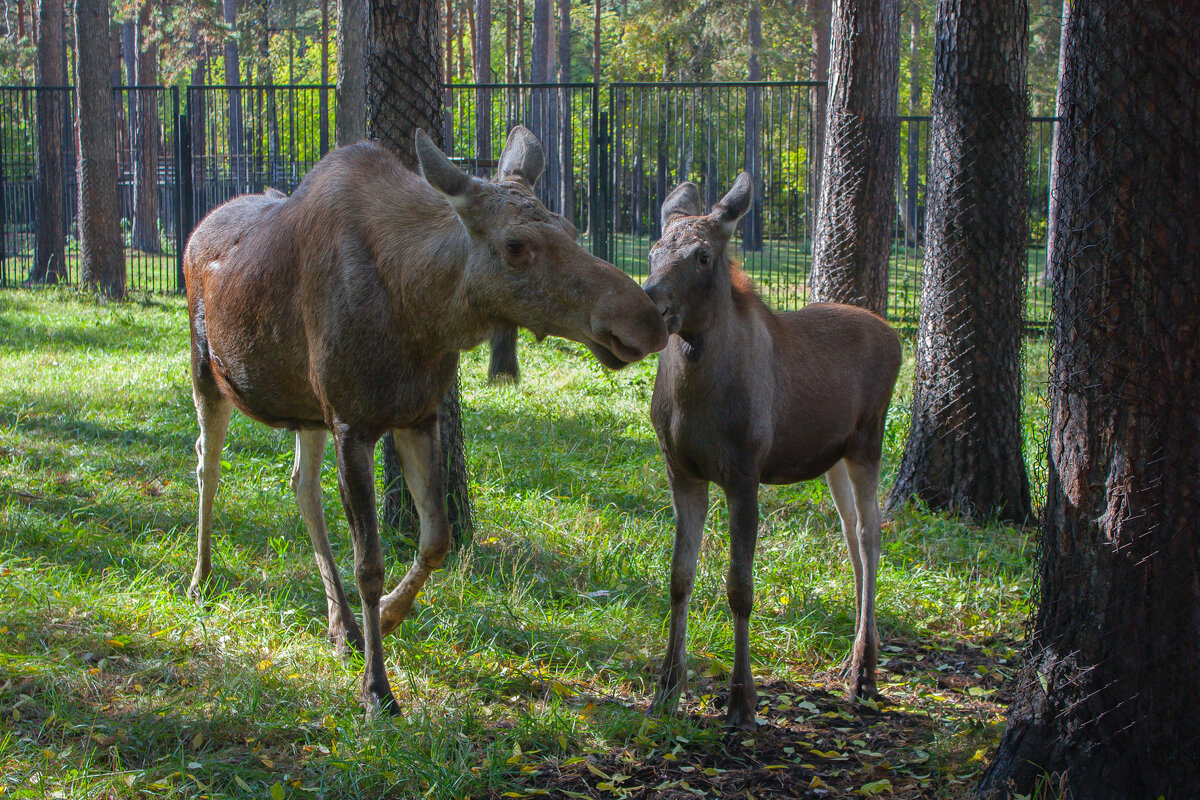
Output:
[505,239,524,257]
[697,250,711,266]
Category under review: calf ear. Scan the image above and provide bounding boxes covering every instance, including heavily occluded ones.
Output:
[660,182,702,230]
[497,126,545,187]
[712,172,754,238]
[415,128,473,208]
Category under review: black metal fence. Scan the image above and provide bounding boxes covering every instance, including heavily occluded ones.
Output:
[0,81,1055,328]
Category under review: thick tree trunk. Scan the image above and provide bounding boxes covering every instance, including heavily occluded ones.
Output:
[556,0,572,222]
[979,3,1200,796]
[887,0,1031,523]
[809,0,898,315]
[368,0,472,545]
[903,0,921,247]
[335,0,368,146]
[743,0,763,251]
[132,0,161,254]
[223,0,244,189]
[474,0,492,172]
[1041,0,1070,284]
[76,0,125,298]
[32,0,66,284]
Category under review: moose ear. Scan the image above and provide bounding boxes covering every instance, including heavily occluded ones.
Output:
[712,172,754,238]
[660,182,702,230]
[497,125,545,187]
[415,127,473,207]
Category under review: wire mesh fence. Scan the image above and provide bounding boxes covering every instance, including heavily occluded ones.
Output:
[0,81,1055,330]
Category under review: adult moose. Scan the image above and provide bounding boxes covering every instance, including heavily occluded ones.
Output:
[183,126,667,713]
[643,175,901,729]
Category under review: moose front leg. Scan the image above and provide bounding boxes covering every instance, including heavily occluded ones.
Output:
[378,420,451,637]
[724,479,761,730]
[652,472,709,714]
[332,425,398,715]
[844,458,883,700]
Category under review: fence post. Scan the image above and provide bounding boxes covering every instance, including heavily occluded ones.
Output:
[176,100,192,294]
[596,109,610,264]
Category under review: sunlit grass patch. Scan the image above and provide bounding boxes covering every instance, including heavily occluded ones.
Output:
[1,288,1037,798]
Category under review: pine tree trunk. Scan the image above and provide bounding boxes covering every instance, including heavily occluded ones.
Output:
[887,0,1031,522]
[556,0,572,222]
[474,0,492,173]
[76,0,125,298]
[223,0,244,190]
[979,3,1200,795]
[320,0,330,154]
[32,0,66,284]
[809,0,899,314]
[368,0,473,545]
[132,0,161,254]
[335,0,368,146]
[903,0,921,247]
[1041,0,1070,285]
[807,0,830,235]
[743,0,763,252]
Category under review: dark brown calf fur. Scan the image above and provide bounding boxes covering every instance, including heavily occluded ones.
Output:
[643,174,902,729]
[183,126,667,713]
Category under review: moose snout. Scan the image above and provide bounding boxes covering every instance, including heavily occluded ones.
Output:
[590,290,668,366]
[643,278,682,335]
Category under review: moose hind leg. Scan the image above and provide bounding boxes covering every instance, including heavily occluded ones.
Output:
[826,459,863,674]
[378,421,451,637]
[189,388,233,601]
[332,426,398,715]
[292,428,363,655]
[844,458,883,700]
[724,479,761,730]
[652,472,709,714]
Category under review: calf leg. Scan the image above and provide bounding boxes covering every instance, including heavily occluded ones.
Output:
[844,458,883,700]
[332,425,397,715]
[378,421,452,637]
[652,471,709,714]
[291,428,363,655]
[725,479,761,730]
[826,459,862,674]
[188,387,233,601]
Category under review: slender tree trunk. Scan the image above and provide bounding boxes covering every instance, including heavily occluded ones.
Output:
[223,0,244,189]
[516,0,525,83]
[32,0,66,284]
[807,0,831,237]
[336,0,368,146]
[444,0,455,151]
[979,3,1200,795]
[556,0,572,222]
[131,0,160,253]
[260,0,280,184]
[902,0,921,247]
[320,0,330,154]
[465,0,477,80]
[1041,0,1070,284]
[887,0,1031,522]
[809,0,900,315]
[743,0,763,251]
[592,0,600,84]
[189,34,208,220]
[76,0,125,298]
[504,0,513,83]
[368,0,472,545]
[474,0,491,172]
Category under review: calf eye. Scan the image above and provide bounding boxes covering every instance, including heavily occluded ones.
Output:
[505,239,524,256]
[698,250,710,265]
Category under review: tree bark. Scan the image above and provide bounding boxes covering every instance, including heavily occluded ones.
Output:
[131,0,161,254]
[31,0,66,284]
[979,2,1200,796]
[743,0,763,251]
[809,0,899,315]
[516,0,525,83]
[320,0,330,154]
[887,0,1031,523]
[368,0,472,545]
[75,0,125,298]
[335,0,368,146]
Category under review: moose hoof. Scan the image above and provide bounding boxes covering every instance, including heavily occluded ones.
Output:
[724,704,758,732]
[186,580,207,604]
[361,687,402,719]
[650,685,682,716]
[847,671,879,704]
[330,625,365,658]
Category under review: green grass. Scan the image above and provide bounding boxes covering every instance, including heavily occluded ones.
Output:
[0,289,1041,798]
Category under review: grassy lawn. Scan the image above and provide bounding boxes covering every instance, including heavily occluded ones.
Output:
[0,289,1042,799]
